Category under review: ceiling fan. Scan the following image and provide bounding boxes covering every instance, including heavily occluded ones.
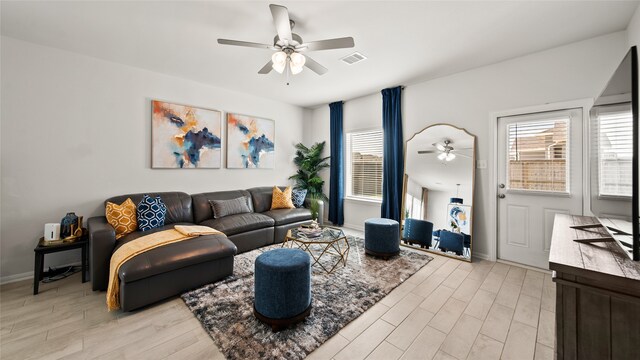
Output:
[217,4,355,83]
[418,140,472,162]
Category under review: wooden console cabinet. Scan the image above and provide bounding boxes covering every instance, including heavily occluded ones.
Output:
[549,214,640,360]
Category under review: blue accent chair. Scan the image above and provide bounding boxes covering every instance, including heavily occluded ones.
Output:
[254,248,311,331]
[402,219,434,249]
[364,218,400,259]
[438,230,464,256]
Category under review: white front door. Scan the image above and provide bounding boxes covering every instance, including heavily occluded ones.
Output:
[497,108,583,269]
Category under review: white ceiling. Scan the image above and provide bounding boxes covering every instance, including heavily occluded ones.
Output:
[1,1,638,108]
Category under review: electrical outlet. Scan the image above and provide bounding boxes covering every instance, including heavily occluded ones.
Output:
[476,160,487,169]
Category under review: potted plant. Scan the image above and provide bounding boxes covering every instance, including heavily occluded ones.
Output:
[289,142,330,223]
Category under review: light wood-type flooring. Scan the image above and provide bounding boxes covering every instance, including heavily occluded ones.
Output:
[1,230,555,360]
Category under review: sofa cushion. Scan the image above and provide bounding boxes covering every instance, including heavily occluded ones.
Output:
[106,192,193,225]
[200,213,275,236]
[248,186,287,213]
[117,233,237,283]
[192,190,253,224]
[291,189,307,208]
[137,195,167,231]
[209,197,251,219]
[270,186,295,210]
[115,223,194,248]
[105,198,137,239]
[262,208,313,226]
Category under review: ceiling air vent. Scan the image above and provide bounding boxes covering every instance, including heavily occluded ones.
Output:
[340,52,367,65]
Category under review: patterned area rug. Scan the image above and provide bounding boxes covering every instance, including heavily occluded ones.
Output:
[182,236,432,360]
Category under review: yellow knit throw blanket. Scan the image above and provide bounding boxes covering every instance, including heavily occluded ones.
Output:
[106,225,222,311]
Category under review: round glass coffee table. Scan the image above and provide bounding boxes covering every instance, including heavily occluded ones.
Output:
[283,226,350,274]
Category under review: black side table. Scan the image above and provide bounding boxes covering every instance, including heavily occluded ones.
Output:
[33,235,88,295]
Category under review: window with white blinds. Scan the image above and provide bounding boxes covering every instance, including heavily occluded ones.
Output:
[594,107,632,197]
[346,129,383,201]
[507,118,569,192]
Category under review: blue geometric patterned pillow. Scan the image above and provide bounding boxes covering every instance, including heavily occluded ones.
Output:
[137,195,167,231]
[291,188,307,208]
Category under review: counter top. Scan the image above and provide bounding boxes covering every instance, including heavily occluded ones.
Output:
[549,214,640,296]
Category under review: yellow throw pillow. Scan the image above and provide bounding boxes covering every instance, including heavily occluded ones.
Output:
[106,198,138,239]
[271,186,295,210]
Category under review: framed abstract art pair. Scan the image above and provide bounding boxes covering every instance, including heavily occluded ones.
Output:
[151,100,275,169]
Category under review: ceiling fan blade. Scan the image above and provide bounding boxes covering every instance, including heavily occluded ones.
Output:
[298,37,355,51]
[455,153,473,159]
[217,39,275,49]
[304,55,328,75]
[434,143,446,151]
[417,150,437,154]
[269,4,292,42]
[258,60,273,74]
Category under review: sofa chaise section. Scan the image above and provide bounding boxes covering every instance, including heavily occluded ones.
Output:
[88,192,237,311]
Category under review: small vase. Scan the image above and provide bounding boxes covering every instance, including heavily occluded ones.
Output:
[60,212,78,238]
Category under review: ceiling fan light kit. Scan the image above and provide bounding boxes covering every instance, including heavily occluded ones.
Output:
[217,4,355,84]
[418,139,471,162]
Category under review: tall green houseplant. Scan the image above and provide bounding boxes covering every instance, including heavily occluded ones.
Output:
[289,141,330,202]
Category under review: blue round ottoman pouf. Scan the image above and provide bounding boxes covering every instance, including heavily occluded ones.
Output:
[364,218,400,259]
[254,248,311,331]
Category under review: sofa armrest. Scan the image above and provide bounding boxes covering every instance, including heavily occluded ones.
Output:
[303,199,325,225]
[88,216,116,291]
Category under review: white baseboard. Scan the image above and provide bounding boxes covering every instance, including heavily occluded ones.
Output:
[497,259,551,274]
[471,252,490,261]
[0,270,33,285]
[0,261,82,285]
[341,223,364,232]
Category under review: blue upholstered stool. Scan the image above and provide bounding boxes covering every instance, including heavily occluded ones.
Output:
[402,218,434,249]
[364,218,400,259]
[438,230,464,256]
[254,248,311,331]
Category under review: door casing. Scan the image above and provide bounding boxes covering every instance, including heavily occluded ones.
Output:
[486,99,593,263]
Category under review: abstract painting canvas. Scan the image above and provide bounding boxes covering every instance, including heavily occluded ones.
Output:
[226,113,275,169]
[152,100,222,168]
[447,204,471,235]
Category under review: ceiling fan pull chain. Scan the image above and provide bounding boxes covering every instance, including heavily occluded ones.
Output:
[286,60,291,86]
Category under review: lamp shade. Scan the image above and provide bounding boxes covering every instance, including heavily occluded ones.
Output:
[271,51,287,73]
[289,52,305,74]
[450,197,463,204]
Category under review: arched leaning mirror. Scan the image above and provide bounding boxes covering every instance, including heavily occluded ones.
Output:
[402,124,476,262]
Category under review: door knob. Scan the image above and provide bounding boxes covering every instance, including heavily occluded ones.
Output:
[498,194,506,199]
[498,184,506,189]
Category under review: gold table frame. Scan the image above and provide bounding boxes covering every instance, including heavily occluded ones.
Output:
[282,226,350,274]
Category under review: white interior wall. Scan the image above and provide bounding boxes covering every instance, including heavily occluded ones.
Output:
[426,190,449,231]
[0,37,305,282]
[628,5,640,49]
[305,31,629,259]
[629,5,640,114]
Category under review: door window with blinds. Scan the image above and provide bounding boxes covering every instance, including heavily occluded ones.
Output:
[592,104,633,197]
[345,129,383,201]
[506,116,570,193]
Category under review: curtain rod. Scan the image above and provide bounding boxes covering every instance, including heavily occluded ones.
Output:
[321,85,406,109]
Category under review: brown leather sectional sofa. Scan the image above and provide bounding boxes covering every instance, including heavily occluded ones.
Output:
[87,186,320,311]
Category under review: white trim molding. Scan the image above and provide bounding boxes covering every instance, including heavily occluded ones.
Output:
[0,261,82,285]
[0,270,34,286]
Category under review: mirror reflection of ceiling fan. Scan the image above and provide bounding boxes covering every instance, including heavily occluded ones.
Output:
[217,4,355,83]
[418,139,472,162]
